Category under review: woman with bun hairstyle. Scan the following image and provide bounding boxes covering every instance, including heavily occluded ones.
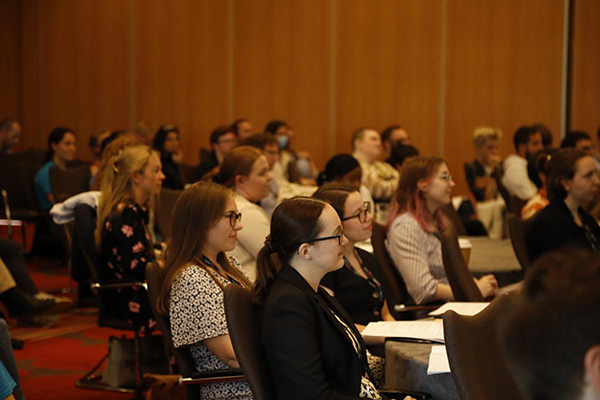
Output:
[209,146,271,281]
[254,197,414,400]
[156,182,252,400]
[386,156,498,305]
[95,144,165,333]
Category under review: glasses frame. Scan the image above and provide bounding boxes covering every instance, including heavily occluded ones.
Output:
[341,202,371,223]
[437,173,453,182]
[223,212,242,227]
[305,231,344,246]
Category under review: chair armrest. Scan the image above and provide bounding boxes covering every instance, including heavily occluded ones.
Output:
[180,369,245,385]
[91,281,148,290]
[381,389,432,400]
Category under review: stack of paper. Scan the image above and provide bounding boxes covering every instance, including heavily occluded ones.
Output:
[362,320,444,343]
[428,302,490,317]
[427,345,451,375]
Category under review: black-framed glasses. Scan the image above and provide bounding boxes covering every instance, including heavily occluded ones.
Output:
[341,202,371,223]
[305,230,344,246]
[223,212,242,227]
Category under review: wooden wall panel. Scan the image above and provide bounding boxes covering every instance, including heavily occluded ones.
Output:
[444,0,565,195]
[334,0,443,157]
[135,0,229,165]
[570,0,600,141]
[20,0,41,151]
[233,0,332,169]
[0,0,22,137]
[36,0,130,160]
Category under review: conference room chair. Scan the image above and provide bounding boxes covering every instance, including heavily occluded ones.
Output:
[146,262,245,400]
[441,204,468,236]
[507,213,537,271]
[371,222,441,319]
[155,188,183,242]
[443,294,524,400]
[441,224,485,302]
[508,195,528,216]
[178,163,201,186]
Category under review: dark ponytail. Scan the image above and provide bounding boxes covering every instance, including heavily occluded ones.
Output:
[253,197,328,303]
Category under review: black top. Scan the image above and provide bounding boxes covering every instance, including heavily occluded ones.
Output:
[321,248,384,325]
[526,200,600,261]
[161,154,184,190]
[261,264,372,400]
[464,159,489,202]
[197,150,219,180]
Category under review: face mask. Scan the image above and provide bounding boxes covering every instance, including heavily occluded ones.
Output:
[276,135,289,150]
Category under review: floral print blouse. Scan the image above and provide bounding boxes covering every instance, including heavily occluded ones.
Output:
[100,201,157,334]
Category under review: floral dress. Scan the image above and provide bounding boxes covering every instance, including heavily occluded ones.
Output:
[100,202,157,334]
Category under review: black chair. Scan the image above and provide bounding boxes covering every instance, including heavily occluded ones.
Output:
[49,165,91,203]
[443,294,524,400]
[371,222,441,319]
[178,163,201,186]
[441,224,484,302]
[507,213,538,271]
[146,262,245,400]
[73,204,151,399]
[155,188,183,242]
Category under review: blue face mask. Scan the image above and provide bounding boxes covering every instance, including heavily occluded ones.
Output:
[276,135,289,150]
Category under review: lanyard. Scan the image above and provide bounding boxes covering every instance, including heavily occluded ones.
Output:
[343,249,383,302]
[200,255,240,286]
[579,210,599,251]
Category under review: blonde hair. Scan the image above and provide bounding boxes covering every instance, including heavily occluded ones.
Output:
[473,126,502,147]
[94,144,159,249]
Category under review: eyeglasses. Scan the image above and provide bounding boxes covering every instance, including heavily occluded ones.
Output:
[223,212,242,227]
[438,174,453,182]
[341,202,371,223]
[305,230,344,246]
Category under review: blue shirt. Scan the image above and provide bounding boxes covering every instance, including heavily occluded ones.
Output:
[0,361,16,399]
[34,160,56,211]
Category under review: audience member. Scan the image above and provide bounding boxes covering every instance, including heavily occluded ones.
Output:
[0,119,21,154]
[88,129,110,179]
[532,123,553,149]
[231,118,254,141]
[501,248,600,400]
[386,144,419,172]
[255,197,403,399]
[241,133,280,216]
[502,126,544,201]
[156,182,252,399]
[34,127,77,211]
[95,144,165,333]
[134,120,153,145]
[152,124,184,190]
[387,156,497,305]
[527,148,600,261]
[210,146,271,281]
[464,126,505,239]
[521,149,556,219]
[313,184,395,357]
[91,133,142,191]
[352,127,400,202]
[381,125,410,158]
[561,131,594,155]
[197,125,239,179]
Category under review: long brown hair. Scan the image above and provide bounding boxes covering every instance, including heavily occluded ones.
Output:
[215,145,263,188]
[156,181,251,315]
[388,156,447,233]
[253,197,327,303]
[312,183,356,220]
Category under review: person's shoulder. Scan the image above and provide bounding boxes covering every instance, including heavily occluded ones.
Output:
[173,264,215,287]
[390,213,419,230]
[34,160,53,180]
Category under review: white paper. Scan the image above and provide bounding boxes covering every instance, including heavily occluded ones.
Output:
[427,345,451,375]
[458,238,472,249]
[428,302,490,317]
[362,320,444,343]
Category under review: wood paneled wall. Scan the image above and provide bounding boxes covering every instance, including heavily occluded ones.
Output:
[4,0,598,196]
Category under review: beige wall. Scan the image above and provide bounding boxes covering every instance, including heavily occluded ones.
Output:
[2,0,598,196]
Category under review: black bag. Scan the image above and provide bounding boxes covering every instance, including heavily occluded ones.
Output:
[104,334,170,389]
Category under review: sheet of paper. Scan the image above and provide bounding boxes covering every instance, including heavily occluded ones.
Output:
[428,302,490,317]
[427,345,451,375]
[362,320,444,343]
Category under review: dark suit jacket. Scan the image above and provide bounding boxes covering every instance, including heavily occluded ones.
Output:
[260,264,370,400]
[527,200,600,261]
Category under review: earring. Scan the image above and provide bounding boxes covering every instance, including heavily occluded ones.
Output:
[308,255,313,260]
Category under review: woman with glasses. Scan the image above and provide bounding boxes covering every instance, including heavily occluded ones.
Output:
[152,124,184,190]
[313,184,395,353]
[208,146,272,281]
[387,156,498,305]
[156,182,253,400]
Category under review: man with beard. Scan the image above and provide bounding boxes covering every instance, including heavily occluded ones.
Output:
[502,125,544,201]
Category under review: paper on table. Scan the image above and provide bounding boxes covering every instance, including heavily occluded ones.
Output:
[429,302,490,317]
[362,320,444,343]
[427,345,451,375]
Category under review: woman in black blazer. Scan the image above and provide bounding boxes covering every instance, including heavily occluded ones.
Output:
[254,197,414,400]
[527,148,600,261]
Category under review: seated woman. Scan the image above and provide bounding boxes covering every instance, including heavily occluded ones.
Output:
[152,124,184,190]
[521,148,556,219]
[255,198,414,399]
[156,182,252,400]
[94,144,165,333]
[386,156,498,305]
[210,146,271,281]
[527,148,600,260]
[313,183,394,355]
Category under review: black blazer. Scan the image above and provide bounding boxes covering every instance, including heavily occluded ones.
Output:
[527,200,600,261]
[260,264,370,400]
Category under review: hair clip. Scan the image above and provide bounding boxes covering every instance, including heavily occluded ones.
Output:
[112,149,123,174]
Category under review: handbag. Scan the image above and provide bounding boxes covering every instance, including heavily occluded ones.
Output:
[104,334,170,389]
